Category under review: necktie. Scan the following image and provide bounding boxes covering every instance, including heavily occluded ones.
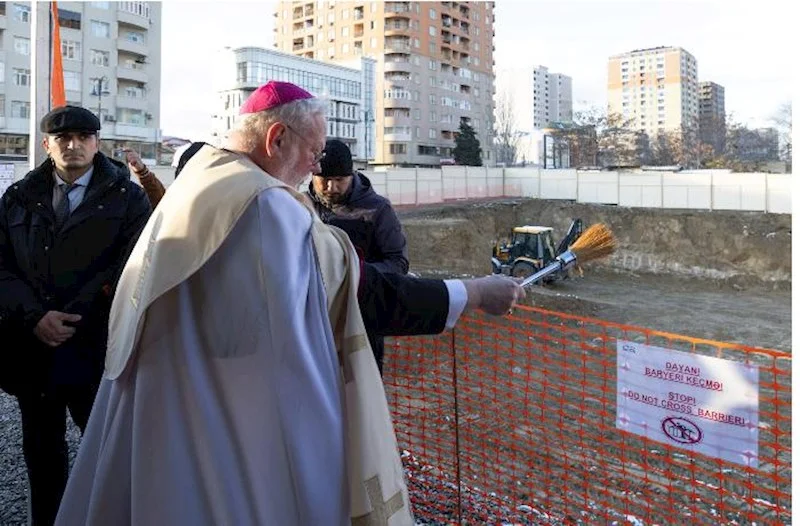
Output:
[54,183,76,231]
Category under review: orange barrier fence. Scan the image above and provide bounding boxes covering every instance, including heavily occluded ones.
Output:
[385,306,791,525]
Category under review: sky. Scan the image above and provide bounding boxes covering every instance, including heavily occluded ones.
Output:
[160,0,794,140]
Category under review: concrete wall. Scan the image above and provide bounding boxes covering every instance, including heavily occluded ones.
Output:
[3,163,790,216]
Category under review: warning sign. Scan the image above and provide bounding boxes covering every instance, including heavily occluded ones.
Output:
[0,163,15,197]
[616,340,759,467]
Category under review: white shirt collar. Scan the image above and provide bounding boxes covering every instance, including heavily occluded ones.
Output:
[54,166,94,188]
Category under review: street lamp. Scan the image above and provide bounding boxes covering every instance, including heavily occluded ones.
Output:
[363,109,374,163]
[90,75,110,121]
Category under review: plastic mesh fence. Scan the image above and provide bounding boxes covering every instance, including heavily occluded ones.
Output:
[385,305,791,525]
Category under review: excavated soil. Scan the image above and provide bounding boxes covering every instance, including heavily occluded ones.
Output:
[397,198,791,352]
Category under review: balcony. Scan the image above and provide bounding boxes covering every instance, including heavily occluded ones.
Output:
[117,65,148,83]
[385,73,410,83]
[113,124,157,140]
[384,59,412,74]
[385,40,411,52]
[117,9,149,30]
[117,37,148,57]
[116,95,149,111]
[385,2,411,13]
[385,22,410,35]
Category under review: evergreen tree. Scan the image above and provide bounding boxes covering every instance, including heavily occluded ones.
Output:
[453,120,483,166]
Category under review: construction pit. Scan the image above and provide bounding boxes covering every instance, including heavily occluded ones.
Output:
[397,198,791,352]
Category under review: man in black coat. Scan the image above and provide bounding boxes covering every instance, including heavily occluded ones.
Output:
[308,139,408,374]
[0,106,151,525]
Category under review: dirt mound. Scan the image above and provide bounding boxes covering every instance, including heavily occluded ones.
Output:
[399,199,791,288]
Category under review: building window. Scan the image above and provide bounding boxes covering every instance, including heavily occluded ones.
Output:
[389,143,407,154]
[429,128,436,139]
[62,40,82,61]
[341,26,349,37]
[119,1,151,18]
[14,37,30,56]
[429,26,436,36]
[64,71,81,92]
[91,20,111,38]
[58,9,81,30]
[429,8,436,19]
[14,3,30,22]
[13,68,30,87]
[125,30,146,44]
[11,100,30,118]
[91,49,110,66]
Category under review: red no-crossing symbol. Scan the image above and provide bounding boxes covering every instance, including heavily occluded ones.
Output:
[661,416,703,444]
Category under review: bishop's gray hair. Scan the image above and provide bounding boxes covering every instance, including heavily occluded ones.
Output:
[234,97,328,153]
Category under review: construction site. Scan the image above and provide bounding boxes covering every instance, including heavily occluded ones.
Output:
[0,195,791,525]
[384,196,791,525]
[399,197,791,352]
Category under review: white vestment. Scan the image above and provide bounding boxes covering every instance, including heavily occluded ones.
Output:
[55,147,414,526]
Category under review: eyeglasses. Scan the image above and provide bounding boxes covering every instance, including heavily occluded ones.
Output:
[284,124,326,164]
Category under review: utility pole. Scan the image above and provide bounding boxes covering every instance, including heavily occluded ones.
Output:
[29,2,50,170]
[363,109,373,164]
[91,76,109,121]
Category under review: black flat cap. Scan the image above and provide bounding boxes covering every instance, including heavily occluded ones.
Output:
[317,139,354,178]
[40,105,101,134]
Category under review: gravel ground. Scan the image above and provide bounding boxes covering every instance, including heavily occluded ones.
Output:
[0,393,81,526]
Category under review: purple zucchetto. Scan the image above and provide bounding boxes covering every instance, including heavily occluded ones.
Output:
[239,81,315,115]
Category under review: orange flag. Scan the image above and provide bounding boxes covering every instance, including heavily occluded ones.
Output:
[50,1,66,108]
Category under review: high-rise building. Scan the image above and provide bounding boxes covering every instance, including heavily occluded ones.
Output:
[607,46,698,139]
[273,1,496,167]
[533,66,572,128]
[0,1,162,162]
[698,81,725,153]
[211,46,376,161]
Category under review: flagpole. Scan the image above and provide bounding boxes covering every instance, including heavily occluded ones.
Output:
[29,1,50,171]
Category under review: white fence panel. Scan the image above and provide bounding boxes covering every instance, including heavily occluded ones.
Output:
[766,174,792,214]
[486,168,505,197]
[540,169,578,200]
[363,171,387,198]
[663,173,712,209]
[619,174,663,208]
[466,166,488,199]
[503,168,539,198]
[442,166,467,199]
[385,168,418,205]
[711,173,767,211]
[416,168,443,204]
[578,171,619,204]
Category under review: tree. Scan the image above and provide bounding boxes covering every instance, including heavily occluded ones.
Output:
[703,115,780,172]
[771,102,792,167]
[494,90,521,166]
[453,120,483,166]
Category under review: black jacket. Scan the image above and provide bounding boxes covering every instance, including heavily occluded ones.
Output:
[308,172,409,275]
[0,153,151,394]
[359,263,449,338]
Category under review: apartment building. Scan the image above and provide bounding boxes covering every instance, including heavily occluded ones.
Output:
[211,46,376,161]
[0,1,162,161]
[698,81,725,153]
[273,1,496,167]
[607,46,699,139]
[533,65,572,128]
[495,64,573,165]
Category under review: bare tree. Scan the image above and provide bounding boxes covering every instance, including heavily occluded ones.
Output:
[494,90,521,166]
[771,101,792,166]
